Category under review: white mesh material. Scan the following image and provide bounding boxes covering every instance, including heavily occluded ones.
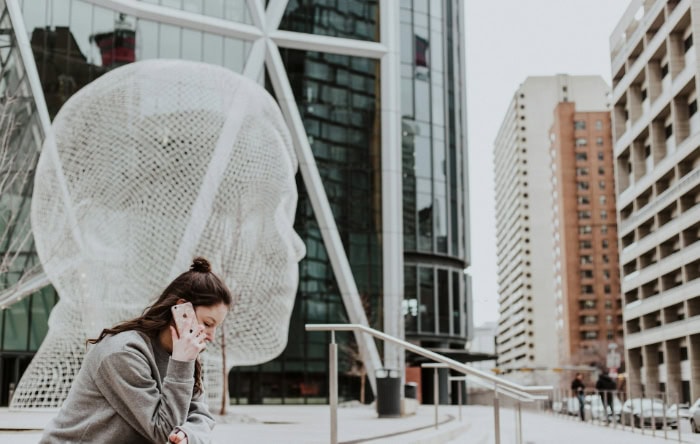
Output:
[11,60,305,409]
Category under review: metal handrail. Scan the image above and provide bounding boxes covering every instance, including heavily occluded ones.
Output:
[306,323,553,444]
[421,362,548,401]
[306,323,552,393]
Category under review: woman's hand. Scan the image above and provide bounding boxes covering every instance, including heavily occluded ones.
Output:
[168,428,188,443]
[171,315,206,362]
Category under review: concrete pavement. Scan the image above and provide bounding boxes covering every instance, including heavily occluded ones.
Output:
[2,404,700,443]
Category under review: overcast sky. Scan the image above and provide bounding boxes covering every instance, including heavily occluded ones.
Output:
[464,0,634,326]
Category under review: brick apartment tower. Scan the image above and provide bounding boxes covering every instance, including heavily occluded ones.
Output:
[494,75,609,385]
[550,103,624,373]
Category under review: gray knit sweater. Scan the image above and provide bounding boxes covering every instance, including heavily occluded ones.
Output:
[40,330,214,444]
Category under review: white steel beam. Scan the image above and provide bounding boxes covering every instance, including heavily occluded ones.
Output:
[271,29,387,60]
[265,40,382,394]
[242,38,266,83]
[6,0,51,134]
[244,0,265,30]
[379,0,404,376]
[264,0,289,33]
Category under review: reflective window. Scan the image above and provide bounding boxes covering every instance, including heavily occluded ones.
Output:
[404,266,418,333]
[281,0,378,42]
[437,269,449,333]
[419,267,434,333]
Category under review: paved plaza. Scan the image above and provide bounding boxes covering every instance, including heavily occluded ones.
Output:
[2,404,700,443]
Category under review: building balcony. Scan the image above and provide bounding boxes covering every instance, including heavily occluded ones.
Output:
[625,315,700,348]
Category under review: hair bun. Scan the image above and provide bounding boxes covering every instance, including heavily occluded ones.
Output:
[190,257,211,273]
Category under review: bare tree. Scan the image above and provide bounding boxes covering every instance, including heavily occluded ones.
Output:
[338,292,373,404]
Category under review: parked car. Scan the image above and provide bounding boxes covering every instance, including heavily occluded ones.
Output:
[621,398,678,429]
[565,396,583,416]
[689,398,700,433]
[585,394,622,421]
[666,403,690,420]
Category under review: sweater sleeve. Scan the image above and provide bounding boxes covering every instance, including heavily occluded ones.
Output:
[176,390,215,444]
[93,349,195,443]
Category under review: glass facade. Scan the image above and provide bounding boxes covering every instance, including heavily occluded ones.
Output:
[0,2,58,406]
[400,0,468,347]
[0,0,470,406]
[230,1,383,404]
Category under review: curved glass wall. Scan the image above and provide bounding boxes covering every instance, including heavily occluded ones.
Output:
[400,0,468,344]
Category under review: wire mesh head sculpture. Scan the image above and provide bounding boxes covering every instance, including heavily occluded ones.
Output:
[11,60,305,409]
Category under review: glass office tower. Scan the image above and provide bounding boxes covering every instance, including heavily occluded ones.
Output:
[0,0,470,405]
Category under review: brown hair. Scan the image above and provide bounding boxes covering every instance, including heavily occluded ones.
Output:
[88,257,232,395]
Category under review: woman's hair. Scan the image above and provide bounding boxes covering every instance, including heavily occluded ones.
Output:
[88,257,232,394]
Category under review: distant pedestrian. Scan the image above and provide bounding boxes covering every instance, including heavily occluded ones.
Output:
[571,372,586,421]
[596,369,617,421]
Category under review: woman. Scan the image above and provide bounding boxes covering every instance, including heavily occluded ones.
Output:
[40,257,232,444]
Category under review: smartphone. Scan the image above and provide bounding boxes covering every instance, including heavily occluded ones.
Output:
[171,302,196,336]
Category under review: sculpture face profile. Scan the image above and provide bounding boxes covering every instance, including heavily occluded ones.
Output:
[11,60,305,408]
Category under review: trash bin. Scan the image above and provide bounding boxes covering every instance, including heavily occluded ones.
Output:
[376,369,402,418]
[404,382,418,400]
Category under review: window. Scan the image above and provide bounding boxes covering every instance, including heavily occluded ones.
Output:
[576,167,589,176]
[595,120,603,130]
[601,225,608,234]
[602,254,610,263]
[661,63,669,78]
[685,34,694,53]
[582,315,598,324]
[690,100,698,117]
[596,137,604,146]
[606,331,614,340]
[580,256,593,265]
[579,225,592,234]
[604,299,613,309]
[583,331,599,340]
[581,284,594,293]
[604,284,611,294]
[578,182,589,190]
[602,239,609,249]
[574,120,586,130]
[665,124,673,139]
[641,88,648,101]
[575,152,588,161]
[577,196,590,204]
[601,210,608,219]
[575,138,588,147]
[580,270,593,279]
[578,210,591,219]
[579,240,592,249]
[603,270,610,280]
[580,299,596,309]
[644,145,651,158]
[598,151,604,161]
[599,181,606,190]
[598,167,605,175]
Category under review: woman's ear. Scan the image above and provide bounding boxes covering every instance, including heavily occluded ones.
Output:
[175,298,187,305]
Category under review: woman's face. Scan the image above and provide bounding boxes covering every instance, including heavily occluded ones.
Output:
[195,302,229,343]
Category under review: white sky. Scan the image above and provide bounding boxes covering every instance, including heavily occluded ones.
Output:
[465,0,634,326]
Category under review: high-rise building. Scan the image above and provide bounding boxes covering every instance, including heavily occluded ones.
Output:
[549,103,624,371]
[610,0,700,403]
[0,0,471,406]
[494,75,609,383]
